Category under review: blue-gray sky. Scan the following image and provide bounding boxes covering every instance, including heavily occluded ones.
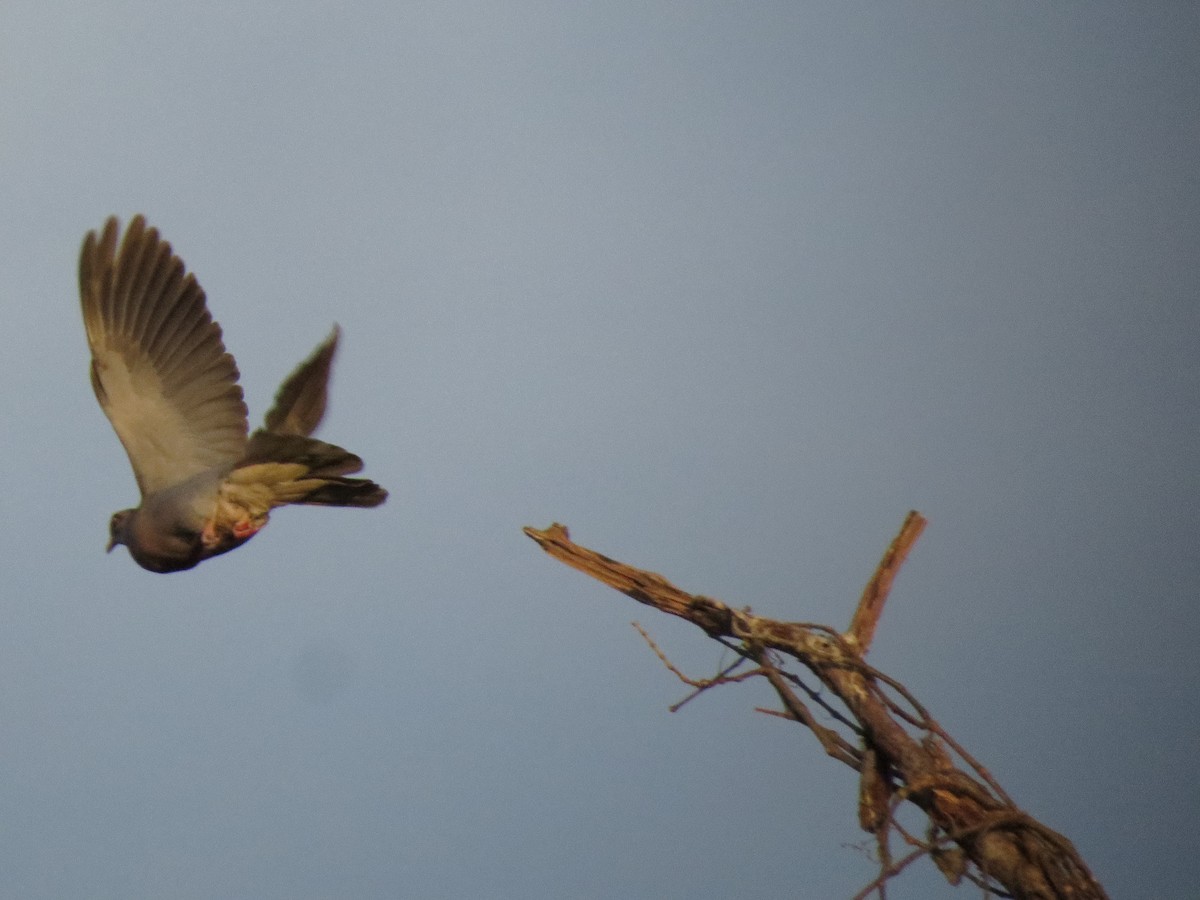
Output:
[2,3,1197,898]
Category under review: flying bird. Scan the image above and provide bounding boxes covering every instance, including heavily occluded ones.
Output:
[78,215,387,573]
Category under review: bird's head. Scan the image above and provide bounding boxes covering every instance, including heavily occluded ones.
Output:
[107,507,205,573]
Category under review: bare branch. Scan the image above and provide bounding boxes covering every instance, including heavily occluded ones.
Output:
[524,519,1108,899]
[846,510,926,654]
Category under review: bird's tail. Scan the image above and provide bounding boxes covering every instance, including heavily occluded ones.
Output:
[230,431,388,510]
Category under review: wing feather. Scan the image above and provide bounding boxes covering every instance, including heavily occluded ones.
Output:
[79,215,248,496]
[262,325,340,436]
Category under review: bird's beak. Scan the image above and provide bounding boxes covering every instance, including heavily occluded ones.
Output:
[106,537,117,553]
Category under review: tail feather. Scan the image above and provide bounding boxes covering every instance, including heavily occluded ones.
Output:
[232,431,388,511]
[289,476,388,507]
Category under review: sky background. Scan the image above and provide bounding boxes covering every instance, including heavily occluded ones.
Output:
[2,3,1197,898]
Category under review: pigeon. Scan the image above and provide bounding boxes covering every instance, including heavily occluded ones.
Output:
[78,214,387,573]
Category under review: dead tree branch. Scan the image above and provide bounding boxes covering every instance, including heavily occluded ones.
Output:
[523,516,1107,900]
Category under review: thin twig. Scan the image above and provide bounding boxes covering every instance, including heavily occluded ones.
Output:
[630,622,763,712]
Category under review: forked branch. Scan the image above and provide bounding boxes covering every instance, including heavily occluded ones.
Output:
[523,516,1106,900]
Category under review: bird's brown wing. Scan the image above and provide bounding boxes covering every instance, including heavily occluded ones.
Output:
[262,325,340,437]
[79,215,248,497]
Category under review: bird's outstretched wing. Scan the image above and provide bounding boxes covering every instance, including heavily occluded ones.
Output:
[261,325,340,437]
[79,215,249,496]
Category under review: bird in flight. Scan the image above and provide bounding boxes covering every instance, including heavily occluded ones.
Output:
[78,215,387,573]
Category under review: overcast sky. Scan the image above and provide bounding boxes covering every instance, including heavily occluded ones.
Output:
[1,3,1197,898]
